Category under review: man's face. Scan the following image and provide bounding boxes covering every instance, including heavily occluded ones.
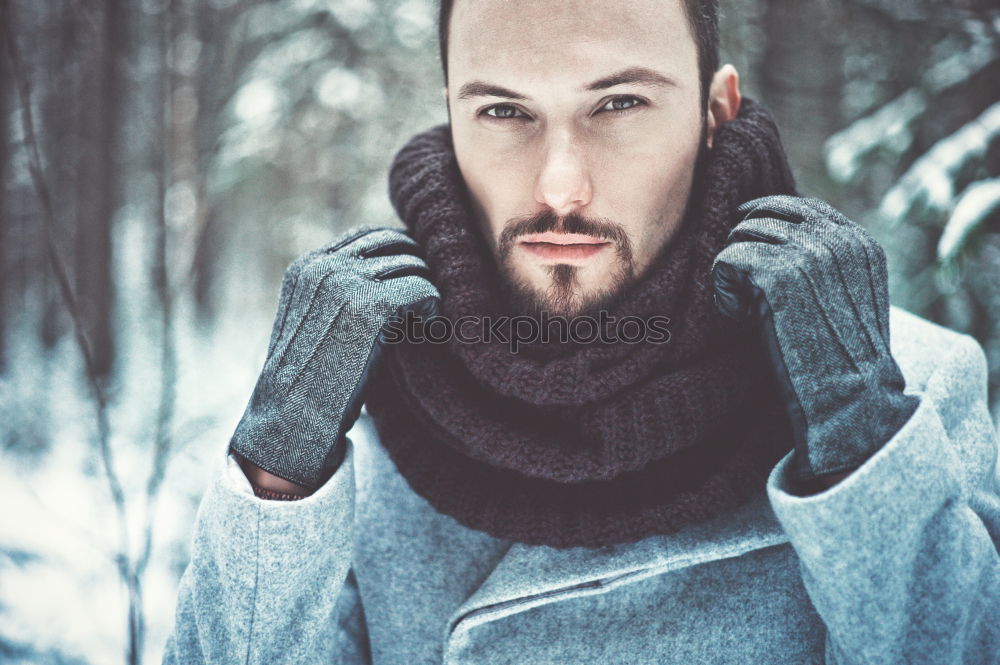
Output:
[446,0,708,317]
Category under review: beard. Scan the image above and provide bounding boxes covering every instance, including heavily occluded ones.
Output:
[495,207,636,318]
[494,115,712,319]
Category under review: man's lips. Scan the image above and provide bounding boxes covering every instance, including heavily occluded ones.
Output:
[520,232,608,245]
[518,233,611,261]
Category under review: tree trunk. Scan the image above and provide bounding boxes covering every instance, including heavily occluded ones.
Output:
[38,0,77,351]
[0,25,8,373]
[74,0,121,378]
[759,0,846,201]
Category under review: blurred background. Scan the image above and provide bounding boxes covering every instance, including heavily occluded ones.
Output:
[0,0,997,662]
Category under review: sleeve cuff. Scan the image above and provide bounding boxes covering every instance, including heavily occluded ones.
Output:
[214,438,355,513]
[766,393,965,552]
[226,452,255,496]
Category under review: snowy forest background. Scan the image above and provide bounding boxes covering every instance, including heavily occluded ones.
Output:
[1,0,998,662]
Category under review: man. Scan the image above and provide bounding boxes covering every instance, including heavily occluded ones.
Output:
[162,0,1000,663]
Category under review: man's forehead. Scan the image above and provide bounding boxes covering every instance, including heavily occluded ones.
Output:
[448,0,682,30]
[447,0,696,72]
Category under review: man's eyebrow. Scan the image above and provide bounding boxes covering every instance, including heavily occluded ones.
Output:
[455,66,678,101]
[456,82,528,101]
[584,66,678,92]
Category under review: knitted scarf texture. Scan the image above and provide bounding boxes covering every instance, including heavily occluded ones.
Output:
[365,97,799,549]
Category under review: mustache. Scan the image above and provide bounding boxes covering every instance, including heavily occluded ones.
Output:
[498,209,634,266]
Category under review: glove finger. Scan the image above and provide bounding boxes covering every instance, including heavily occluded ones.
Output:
[294,229,418,282]
[710,240,777,321]
[288,247,428,320]
[735,195,811,223]
[343,227,420,258]
[359,230,423,259]
[287,227,372,277]
[711,260,753,320]
[319,225,404,255]
[401,292,441,319]
[362,239,424,259]
[375,263,432,282]
[727,215,793,245]
[356,252,432,281]
[794,197,854,226]
[377,278,442,348]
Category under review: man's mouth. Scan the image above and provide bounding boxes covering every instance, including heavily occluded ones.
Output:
[518,232,611,262]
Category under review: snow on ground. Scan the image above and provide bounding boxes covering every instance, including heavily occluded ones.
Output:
[0,275,272,664]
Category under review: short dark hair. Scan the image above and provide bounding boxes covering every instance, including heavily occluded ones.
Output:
[437,0,720,112]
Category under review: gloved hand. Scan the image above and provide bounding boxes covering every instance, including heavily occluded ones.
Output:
[710,195,919,486]
[230,226,440,490]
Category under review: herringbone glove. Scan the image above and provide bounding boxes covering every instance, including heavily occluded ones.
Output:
[230,226,440,489]
[711,195,918,485]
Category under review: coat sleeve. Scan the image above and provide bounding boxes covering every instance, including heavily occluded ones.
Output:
[160,436,370,665]
[766,333,1000,665]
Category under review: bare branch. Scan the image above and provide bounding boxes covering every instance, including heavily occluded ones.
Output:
[2,0,137,660]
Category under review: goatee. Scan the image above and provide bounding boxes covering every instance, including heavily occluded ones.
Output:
[496,208,636,318]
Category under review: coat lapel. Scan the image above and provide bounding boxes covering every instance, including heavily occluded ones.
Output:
[446,488,789,637]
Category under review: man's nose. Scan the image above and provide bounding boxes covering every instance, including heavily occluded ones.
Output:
[533,132,593,216]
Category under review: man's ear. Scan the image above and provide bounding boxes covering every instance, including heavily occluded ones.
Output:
[706,64,741,149]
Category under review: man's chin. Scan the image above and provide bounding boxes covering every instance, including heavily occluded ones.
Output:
[500,275,632,319]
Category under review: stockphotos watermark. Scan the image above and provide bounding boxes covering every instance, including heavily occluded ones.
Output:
[380,310,671,353]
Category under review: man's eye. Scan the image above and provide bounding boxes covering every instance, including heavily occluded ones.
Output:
[599,96,645,114]
[480,96,645,123]
[482,104,527,120]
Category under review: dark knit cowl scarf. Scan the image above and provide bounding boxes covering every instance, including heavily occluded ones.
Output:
[364,97,799,549]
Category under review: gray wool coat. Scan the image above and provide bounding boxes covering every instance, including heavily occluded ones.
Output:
[161,306,1000,664]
